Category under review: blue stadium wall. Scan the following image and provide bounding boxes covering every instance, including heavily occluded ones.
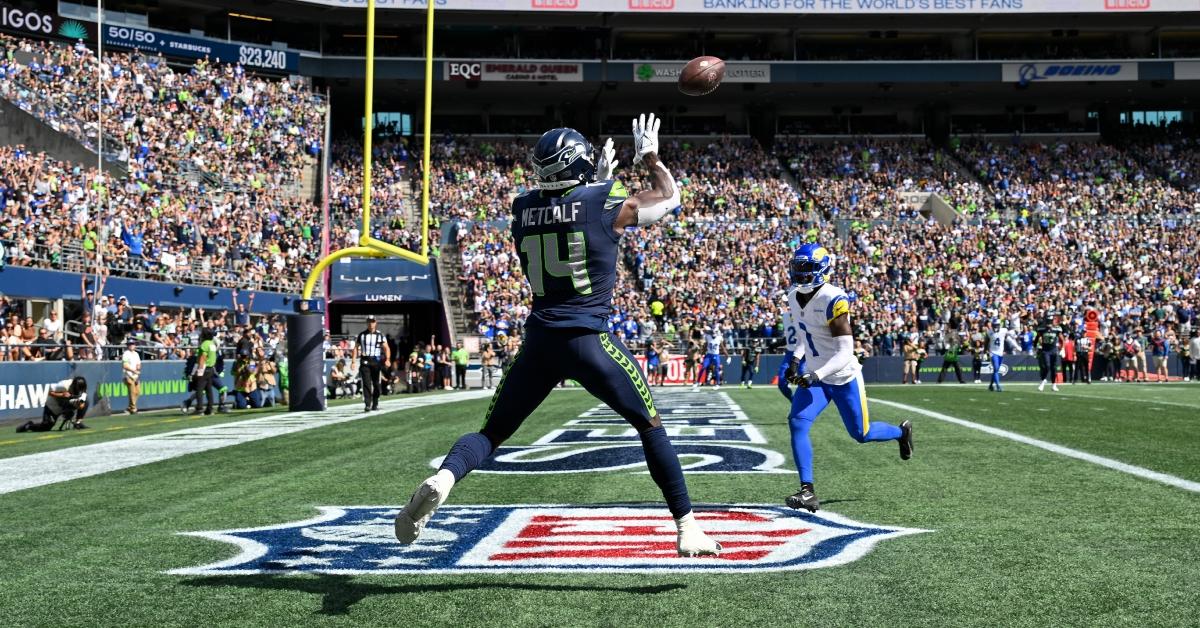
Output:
[0,359,339,423]
[0,354,1060,422]
[695,355,1051,386]
[0,266,297,314]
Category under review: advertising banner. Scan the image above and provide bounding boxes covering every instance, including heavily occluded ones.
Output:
[445,60,583,82]
[0,360,191,422]
[0,1,91,41]
[624,353,1093,386]
[281,0,1196,14]
[100,24,298,73]
[329,258,441,303]
[633,61,770,83]
[0,359,337,422]
[1002,62,1139,84]
[1175,61,1200,80]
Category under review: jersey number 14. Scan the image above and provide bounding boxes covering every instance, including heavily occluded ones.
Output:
[520,231,593,296]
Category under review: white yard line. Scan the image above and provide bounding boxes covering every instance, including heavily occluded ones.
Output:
[0,391,492,496]
[868,383,1200,409]
[1045,391,1200,410]
[873,399,1200,494]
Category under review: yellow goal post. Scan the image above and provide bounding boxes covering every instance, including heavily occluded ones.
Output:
[302,0,435,301]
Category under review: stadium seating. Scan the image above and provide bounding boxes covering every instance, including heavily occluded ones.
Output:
[1,30,1194,367]
[0,34,325,294]
[444,134,1197,358]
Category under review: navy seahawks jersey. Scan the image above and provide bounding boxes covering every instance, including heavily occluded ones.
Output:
[511,179,628,331]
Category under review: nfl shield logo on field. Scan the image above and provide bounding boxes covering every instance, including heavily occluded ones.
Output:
[170,505,929,574]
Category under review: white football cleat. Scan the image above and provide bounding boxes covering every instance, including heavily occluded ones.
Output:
[1038,381,1046,392]
[691,383,700,392]
[1052,384,1060,392]
[675,513,722,557]
[394,470,455,544]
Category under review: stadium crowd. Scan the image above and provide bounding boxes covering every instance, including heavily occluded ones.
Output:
[327,139,422,253]
[1,29,1196,381]
[0,34,326,293]
[449,133,1199,379]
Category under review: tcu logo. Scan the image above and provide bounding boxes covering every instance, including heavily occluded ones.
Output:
[447,62,481,81]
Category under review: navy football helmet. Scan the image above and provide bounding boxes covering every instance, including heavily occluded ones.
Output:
[531,128,596,191]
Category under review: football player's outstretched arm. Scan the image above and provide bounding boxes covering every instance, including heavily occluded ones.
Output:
[614,113,681,232]
[809,314,855,383]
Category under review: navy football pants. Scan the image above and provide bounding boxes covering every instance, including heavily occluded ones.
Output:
[442,327,693,517]
[481,327,657,443]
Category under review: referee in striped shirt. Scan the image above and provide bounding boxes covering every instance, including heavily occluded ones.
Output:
[354,315,390,411]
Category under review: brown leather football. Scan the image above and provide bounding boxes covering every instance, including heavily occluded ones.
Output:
[678,56,725,96]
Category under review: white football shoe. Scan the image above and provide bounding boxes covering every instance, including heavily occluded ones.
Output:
[1038,381,1046,392]
[675,512,722,557]
[394,469,455,544]
[691,383,700,392]
[1052,384,1060,392]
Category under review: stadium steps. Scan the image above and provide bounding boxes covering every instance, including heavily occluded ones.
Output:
[300,156,320,203]
[943,146,987,186]
[434,251,460,347]
[438,237,475,339]
[0,88,127,176]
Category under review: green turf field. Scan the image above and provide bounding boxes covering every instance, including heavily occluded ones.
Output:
[1,383,1198,627]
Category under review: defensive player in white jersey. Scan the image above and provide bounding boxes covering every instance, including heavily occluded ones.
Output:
[777,244,913,512]
[986,320,1016,392]
[692,326,727,391]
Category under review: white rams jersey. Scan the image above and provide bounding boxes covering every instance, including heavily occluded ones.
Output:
[783,283,858,385]
[704,333,724,356]
[988,328,1012,356]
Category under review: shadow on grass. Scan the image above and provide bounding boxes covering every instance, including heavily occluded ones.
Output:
[817,499,862,506]
[181,574,686,615]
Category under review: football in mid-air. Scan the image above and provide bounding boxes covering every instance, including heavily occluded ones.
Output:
[678,56,725,96]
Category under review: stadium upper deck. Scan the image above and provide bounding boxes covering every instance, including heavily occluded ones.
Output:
[18,0,1189,137]
[66,0,1200,62]
[39,0,1200,61]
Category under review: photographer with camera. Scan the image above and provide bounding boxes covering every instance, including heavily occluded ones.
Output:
[17,376,88,432]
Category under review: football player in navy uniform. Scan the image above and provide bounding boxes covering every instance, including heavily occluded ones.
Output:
[777,244,913,512]
[395,115,721,557]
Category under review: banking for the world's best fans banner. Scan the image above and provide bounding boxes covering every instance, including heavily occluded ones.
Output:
[283,0,1193,14]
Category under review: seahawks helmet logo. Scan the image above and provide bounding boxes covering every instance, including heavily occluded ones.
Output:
[531,128,595,191]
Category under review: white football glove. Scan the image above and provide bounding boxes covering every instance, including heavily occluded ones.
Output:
[596,137,618,180]
[632,113,660,164]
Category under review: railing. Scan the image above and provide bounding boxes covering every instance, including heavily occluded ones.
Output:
[0,339,249,362]
[1,46,320,199]
[3,241,305,294]
[0,71,125,165]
